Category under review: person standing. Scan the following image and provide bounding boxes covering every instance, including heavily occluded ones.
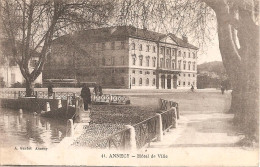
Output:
[191,85,194,92]
[48,83,53,97]
[80,84,91,111]
[221,85,225,95]
[98,85,103,96]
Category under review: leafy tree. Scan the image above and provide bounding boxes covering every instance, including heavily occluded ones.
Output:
[0,0,114,96]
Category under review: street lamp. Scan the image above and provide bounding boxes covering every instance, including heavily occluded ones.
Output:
[130,74,131,89]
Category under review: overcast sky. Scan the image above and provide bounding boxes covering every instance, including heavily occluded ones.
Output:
[196,33,222,65]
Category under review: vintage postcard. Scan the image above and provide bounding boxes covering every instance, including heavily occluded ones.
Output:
[0,0,259,166]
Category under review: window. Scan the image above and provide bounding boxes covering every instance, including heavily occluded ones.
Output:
[160,47,165,54]
[132,77,135,85]
[139,56,143,66]
[178,60,181,69]
[179,74,181,76]
[172,49,175,57]
[121,56,125,65]
[146,78,149,85]
[193,82,195,86]
[102,57,106,66]
[102,78,106,84]
[193,74,195,77]
[178,51,181,57]
[102,43,106,50]
[153,78,156,85]
[146,45,150,52]
[188,82,190,86]
[152,57,156,67]
[132,70,135,74]
[139,78,142,85]
[188,61,191,70]
[153,46,156,53]
[166,59,170,68]
[153,72,156,75]
[145,71,150,75]
[172,60,175,69]
[111,41,115,50]
[111,57,115,65]
[132,54,136,65]
[188,52,190,58]
[183,81,186,86]
[178,81,181,85]
[121,77,125,85]
[160,58,163,68]
[184,74,186,77]
[139,70,142,74]
[183,52,186,58]
[193,53,196,59]
[120,69,125,73]
[146,56,150,67]
[132,43,135,50]
[193,62,196,70]
[139,44,143,51]
[166,48,171,55]
[121,41,125,49]
[188,74,190,77]
[183,61,186,70]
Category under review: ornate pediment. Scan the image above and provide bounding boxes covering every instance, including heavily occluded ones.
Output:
[160,35,177,45]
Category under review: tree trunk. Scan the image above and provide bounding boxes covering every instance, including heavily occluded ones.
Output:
[25,79,34,97]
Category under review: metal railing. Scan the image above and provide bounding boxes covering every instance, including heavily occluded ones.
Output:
[159,98,179,119]
[89,128,131,149]
[133,115,158,149]
[0,90,129,105]
[87,108,176,150]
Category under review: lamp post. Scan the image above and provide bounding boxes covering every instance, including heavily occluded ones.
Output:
[130,75,131,89]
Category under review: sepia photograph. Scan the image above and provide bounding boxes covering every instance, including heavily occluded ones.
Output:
[0,0,259,166]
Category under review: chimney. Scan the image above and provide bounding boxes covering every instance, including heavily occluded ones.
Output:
[182,35,188,43]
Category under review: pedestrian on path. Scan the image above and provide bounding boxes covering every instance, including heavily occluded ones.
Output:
[80,84,91,111]
[191,85,194,92]
[98,85,103,96]
[48,83,53,97]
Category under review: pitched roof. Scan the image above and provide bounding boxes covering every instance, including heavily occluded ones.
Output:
[53,25,198,50]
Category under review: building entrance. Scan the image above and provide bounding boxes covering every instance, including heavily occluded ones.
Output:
[161,75,165,89]
[167,75,171,89]
[173,75,177,89]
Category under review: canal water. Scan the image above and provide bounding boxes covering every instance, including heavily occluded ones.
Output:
[0,108,67,148]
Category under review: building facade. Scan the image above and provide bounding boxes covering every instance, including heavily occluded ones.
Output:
[0,39,42,87]
[43,26,198,89]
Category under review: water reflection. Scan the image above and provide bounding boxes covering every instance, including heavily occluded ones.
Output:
[0,108,67,148]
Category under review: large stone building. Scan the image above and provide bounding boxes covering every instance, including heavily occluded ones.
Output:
[43,26,198,89]
[0,39,42,87]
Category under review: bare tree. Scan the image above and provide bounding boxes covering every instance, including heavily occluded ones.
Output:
[115,0,259,142]
[0,0,114,96]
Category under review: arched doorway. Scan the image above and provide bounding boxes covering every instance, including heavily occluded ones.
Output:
[167,75,171,89]
[173,75,177,89]
[161,75,165,89]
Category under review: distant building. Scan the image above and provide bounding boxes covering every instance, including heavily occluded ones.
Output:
[43,26,198,89]
[0,39,42,87]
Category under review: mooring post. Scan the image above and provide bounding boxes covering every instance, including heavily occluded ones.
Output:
[158,98,162,110]
[66,119,74,137]
[156,113,163,141]
[172,107,177,128]
[57,99,62,109]
[46,102,51,112]
[124,125,136,151]
[19,109,23,114]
